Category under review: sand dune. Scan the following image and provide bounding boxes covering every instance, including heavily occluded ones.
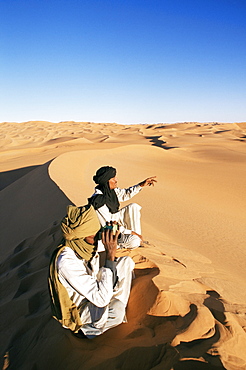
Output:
[0,121,246,370]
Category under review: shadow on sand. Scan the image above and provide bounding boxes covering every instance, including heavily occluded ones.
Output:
[146,135,177,150]
[0,160,73,258]
[0,165,39,191]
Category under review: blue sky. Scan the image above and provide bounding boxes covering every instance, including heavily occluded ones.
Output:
[1,0,246,124]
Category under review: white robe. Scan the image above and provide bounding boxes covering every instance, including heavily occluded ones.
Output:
[92,184,142,249]
[57,247,135,337]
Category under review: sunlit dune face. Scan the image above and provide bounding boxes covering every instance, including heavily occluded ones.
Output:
[108,176,118,189]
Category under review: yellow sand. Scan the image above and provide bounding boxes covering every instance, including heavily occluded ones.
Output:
[0,121,246,369]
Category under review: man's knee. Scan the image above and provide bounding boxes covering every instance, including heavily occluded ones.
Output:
[118,234,141,249]
[129,235,141,249]
[117,255,135,271]
[124,255,135,270]
[109,299,125,322]
[128,203,142,211]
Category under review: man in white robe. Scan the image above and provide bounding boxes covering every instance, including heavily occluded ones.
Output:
[88,166,157,249]
[49,205,135,339]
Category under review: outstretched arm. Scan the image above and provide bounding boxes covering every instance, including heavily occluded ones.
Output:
[115,176,157,202]
[139,176,157,187]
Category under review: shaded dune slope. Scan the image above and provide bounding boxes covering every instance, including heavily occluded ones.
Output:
[0,162,71,259]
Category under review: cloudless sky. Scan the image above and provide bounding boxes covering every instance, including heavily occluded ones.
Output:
[1,0,246,124]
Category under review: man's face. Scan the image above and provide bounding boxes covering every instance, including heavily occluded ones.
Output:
[108,176,118,190]
[84,234,96,245]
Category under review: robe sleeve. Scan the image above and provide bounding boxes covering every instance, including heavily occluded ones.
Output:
[114,184,142,202]
[58,248,114,308]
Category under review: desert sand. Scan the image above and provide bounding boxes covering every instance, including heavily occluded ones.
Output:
[0,120,246,370]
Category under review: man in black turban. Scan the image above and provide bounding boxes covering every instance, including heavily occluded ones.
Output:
[89,166,120,214]
[88,166,157,249]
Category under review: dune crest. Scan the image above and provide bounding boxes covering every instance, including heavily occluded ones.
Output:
[1,121,246,369]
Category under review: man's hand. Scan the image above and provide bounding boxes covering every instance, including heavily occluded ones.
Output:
[139,176,157,187]
[131,230,143,241]
[101,222,120,261]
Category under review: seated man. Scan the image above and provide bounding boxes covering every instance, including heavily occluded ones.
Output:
[48,204,134,339]
[88,166,156,249]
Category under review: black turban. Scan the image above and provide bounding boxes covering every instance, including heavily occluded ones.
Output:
[88,166,120,214]
[93,166,116,185]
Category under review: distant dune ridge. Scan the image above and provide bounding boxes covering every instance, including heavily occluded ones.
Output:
[0,121,246,369]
